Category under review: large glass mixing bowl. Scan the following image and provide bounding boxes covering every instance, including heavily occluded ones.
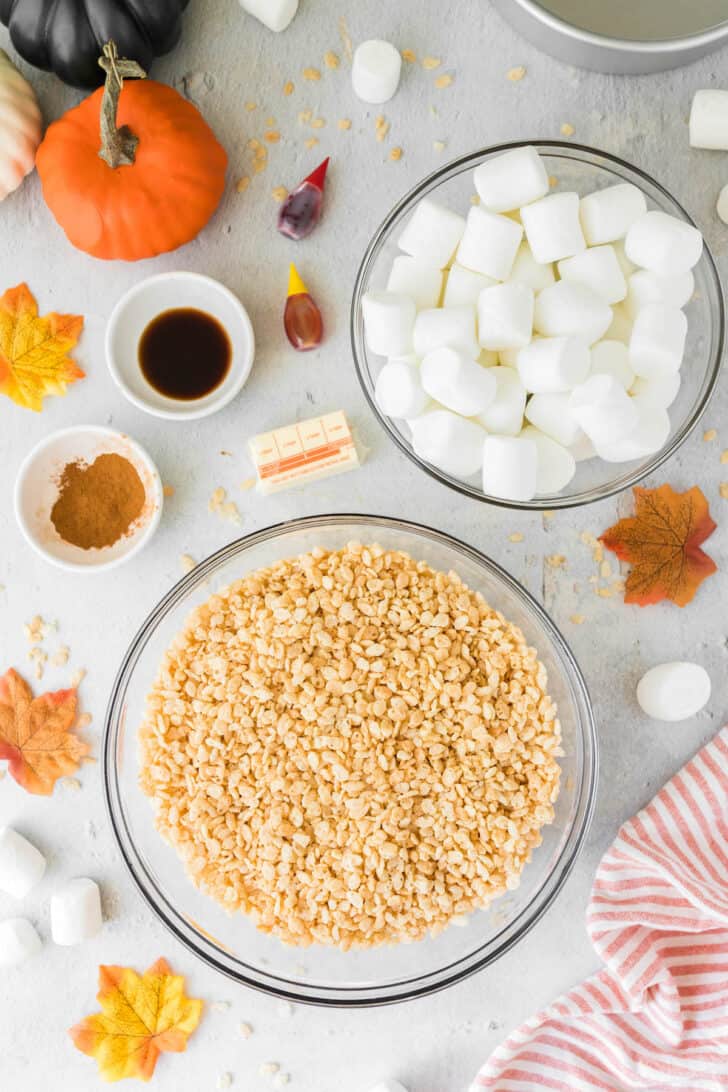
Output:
[104,515,597,1005]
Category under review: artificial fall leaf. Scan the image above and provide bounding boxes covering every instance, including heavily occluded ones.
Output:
[0,282,84,411]
[69,958,204,1083]
[600,483,717,607]
[0,668,88,794]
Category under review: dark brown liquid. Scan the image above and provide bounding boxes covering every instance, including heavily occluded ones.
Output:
[139,308,231,401]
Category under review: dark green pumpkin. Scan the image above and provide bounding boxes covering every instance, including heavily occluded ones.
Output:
[0,0,189,88]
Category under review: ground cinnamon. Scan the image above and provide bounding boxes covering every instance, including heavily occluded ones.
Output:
[51,453,146,549]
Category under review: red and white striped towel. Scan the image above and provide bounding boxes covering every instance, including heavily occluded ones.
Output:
[472,727,728,1091]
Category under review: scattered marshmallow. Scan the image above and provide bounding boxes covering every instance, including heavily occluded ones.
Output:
[477,367,526,436]
[482,435,538,501]
[239,0,298,32]
[521,426,576,494]
[516,336,590,393]
[629,304,687,378]
[579,183,647,245]
[444,265,497,307]
[413,305,479,358]
[533,281,612,345]
[625,210,703,275]
[589,339,634,389]
[421,347,497,416]
[718,184,728,225]
[625,269,694,317]
[0,827,46,899]
[524,391,582,447]
[473,146,550,212]
[630,371,681,409]
[362,291,416,357]
[477,283,534,350]
[398,198,466,269]
[51,877,103,946]
[689,90,728,150]
[520,192,585,263]
[508,241,555,293]
[0,917,42,967]
[595,395,670,462]
[375,360,428,418]
[569,374,638,446]
[557,245,626,304]
[456,205,523,281]
[386,256,443,309]
[637,662,711,722]
[352,39,402,104]
[409,410,485,478]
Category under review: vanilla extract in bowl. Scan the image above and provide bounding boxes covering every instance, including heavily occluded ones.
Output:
[138,307,231,401]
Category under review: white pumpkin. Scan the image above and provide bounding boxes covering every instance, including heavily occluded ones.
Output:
[0,49,42,201]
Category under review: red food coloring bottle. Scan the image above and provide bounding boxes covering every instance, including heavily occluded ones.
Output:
[284,264,323,351]
[277,158,330,240]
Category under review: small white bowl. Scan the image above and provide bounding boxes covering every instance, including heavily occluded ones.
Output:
[15,426,163,572]
[106,272,255,420]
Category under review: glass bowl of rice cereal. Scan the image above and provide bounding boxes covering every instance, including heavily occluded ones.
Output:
[104,514,597,1005]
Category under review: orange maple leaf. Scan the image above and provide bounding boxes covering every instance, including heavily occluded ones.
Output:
[0,667,89,794]
[69,958,204,1083]
[0,282,84,411]
[600,483,717,607]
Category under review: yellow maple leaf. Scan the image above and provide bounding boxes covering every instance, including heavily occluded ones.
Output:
[69,958,203,1082]
[0,282,84,411]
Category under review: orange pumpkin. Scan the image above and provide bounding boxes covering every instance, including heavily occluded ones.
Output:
[35,43,227,261]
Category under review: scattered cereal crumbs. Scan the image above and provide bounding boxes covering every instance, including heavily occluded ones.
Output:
[720,483,728,499]
[298,109,312,125]
[304,137,319,149]
[264,130,281,143]
[600,560,612,580]
[303,67,321,81]
[82,755,98,765]
[209,486,226,511]
[508,532,524,543]
[76,712,92,730]
[240,478,256,491]
[560,122,575,137]
[245,101,257,112]
[703,428,717,442]
[311,117,326,129]
[543,510,555,520]
[433,140,446,153]
[324,51,340,69]
[596,586,615,599]
[24,615,46,643]
[389,147,403,161]
[239,1022,253,1039]
[721,450,728,463]
[260,1063,280,1077]
[236,175,251,193]
[548,176,558,188]
[216,1074,233,1090]
[284,81,294,96]
[338,118,352,130]
[375,115,390,142]
[507,66,526,81]
[546,554,566,568]
[70,668,86,687]
[401,49,417,63]
[61,777,81,791]
[338,16,353,61]
[570,614,586,625]
[180,554,196,574]
[34,663,44,681]
[470,194,481,205]
[435,74,454,89]
[51,646,70,667]
[210,1000,231,1012]
[266,115,276,125]
[422,56,441,69]
[163,484,175,498]
[272,186,288,202]
[220,450,232,457]
[273,1076,290,1089]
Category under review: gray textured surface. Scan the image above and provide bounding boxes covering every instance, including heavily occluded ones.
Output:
[1,2,727,1090]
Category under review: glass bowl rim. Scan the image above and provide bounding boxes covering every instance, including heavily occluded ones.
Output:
[350,139,726,512]
[103,512,598,1006]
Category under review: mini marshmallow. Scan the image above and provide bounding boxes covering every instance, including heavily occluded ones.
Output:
[366,1082,410,1092]
[637,662,711,722]
[51,877,103,946]
[482,435,538,502]
[398,198,466,270]
[375,360,429,419]
[456,205,523,281]
[362,291,416,357]
[579,183,647,246]
[557,245,627,305]
[629,304,687,378]
[595,395,670,462]
[520,192,585,264]
[718,185,728,226]
[477,367,526,436]
[413,305,479,358]
[386,256,443,310]
[533,281,612,345]
[0,917,42,967]
[477,282,534,350]
[689,90,728,150]
[0,826,46,899]
[625,210,703,275]
[604,302,633,345]
[589,339,634,389]
[420,347,497,416]
[444,265,497,307]
[410,410,485,478]
[473,146,550,212]
[516,336,590,393]
[239,0,298,32]
[521,426,576,494]
[625,269,694,318]
[352,39,402,104]
[569,374,639,446]
[508,241,555,293]
[525,392,583,447]
[630,371,681,409]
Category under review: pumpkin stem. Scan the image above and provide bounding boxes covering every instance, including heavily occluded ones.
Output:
[97,41,147,169]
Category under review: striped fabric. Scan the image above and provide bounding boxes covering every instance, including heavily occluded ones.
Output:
[473,727,728,1091]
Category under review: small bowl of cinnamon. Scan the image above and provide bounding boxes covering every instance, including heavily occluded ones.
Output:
[14,426,163,572]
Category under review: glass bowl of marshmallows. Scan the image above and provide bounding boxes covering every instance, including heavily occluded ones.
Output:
[352,141,724,509]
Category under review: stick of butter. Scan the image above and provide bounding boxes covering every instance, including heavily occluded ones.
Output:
[249,411,360,494]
